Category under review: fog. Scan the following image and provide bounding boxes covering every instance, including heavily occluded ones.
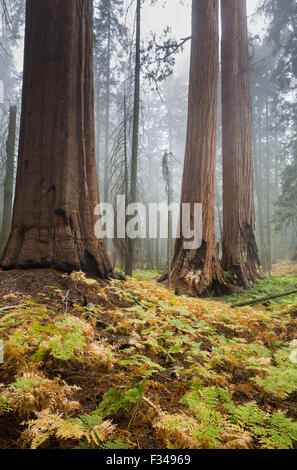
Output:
[0,0,296,272]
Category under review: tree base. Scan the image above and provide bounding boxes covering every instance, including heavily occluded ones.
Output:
[223,264,263,291]
[159,270,233,297]
[222,223,262,290]
[1,261,126,282]
[1,223,114,280]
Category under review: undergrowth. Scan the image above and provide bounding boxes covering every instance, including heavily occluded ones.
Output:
[0,265,296,449]
[225,273,297,310]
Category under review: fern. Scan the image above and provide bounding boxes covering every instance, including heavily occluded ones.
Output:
[263,413,297,449]
[255,364,297,398]
[119,354,165,378]
[0,397,13,415]
[103,439,129,449]
[124,380,146,405]
[230,404,266,430]
[30,348,47,363]
[178,383,297,449]
[22,409,120,449]
[96,389,123,419]
[96,380,146,419]
[11,377,49,392]
[45,331,85,360]
[179,385,233,448]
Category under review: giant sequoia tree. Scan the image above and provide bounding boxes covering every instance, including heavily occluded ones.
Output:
[165,0,228,296]
[221,0,260,288]
[1,0,112,277]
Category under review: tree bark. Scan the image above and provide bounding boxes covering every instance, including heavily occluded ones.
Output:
[1,0,112,277]
[221,0,261,288]
[292,248,297,261]
[162,0,229,296]
[0,106,17,256]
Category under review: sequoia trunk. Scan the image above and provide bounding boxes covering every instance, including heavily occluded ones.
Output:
[221,0,261,288]
[1,0,112,277]
[163,0,229,296]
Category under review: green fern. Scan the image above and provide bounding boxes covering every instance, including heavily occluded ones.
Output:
[103,439,129,449]
[230,403,266,431]
[180,382,297,449]
[96,389,123,419]
[0,397,13,416]
[256,365,297,398]
[46,331,85,360]
[11,378,47,391]
[263,413,297,449]
[96,380,146,419]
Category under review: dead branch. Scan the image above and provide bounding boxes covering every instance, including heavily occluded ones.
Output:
[231,289,297,308]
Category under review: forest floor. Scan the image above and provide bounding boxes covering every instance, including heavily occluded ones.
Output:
[0,261,296,449]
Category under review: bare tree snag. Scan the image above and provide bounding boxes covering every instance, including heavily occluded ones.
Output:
[161,0,230,297]
[1,0,112,277]
[221,0,261,288]
[125,0,141,277]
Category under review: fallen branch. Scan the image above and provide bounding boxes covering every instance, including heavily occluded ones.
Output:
[231,289,297,308]
[0,305,19,312]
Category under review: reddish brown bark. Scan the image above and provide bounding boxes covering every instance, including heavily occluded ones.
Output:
[221,0,261,288]
[162,0,229,296]
[1,0,112,277]
[292,249,297,261]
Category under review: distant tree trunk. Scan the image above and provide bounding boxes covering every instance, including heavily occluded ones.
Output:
[123,88,129,269]
[0,106,17,255]
[95,89,101,177]
[167,170,172,290]
[103,0,111,205]
[167,100,174,275]
[162,0,228,296]
[265,102,272,270]
[162,152,173,290]
[254,121,268,270]
[221,0,260,288]
[155,174,160,270]
[292,248,297,261]
[1,0,112,277]
[271,135,280,264]
[125,0,141,277]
